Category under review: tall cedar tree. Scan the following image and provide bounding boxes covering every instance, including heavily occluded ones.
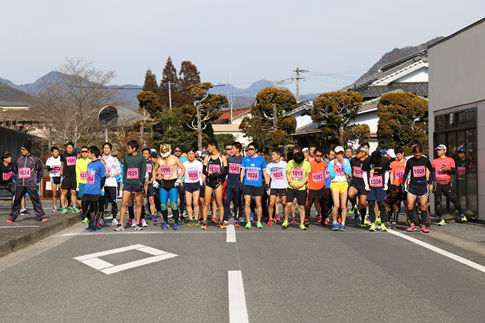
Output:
[377,91,428,155]
[137,91,161,117]
[142,68,158,94]
[239,87,297,147]
[158,56,181,109]
[178,61,201,107]
[311,91,363,146]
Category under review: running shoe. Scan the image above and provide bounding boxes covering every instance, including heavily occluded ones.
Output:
[238,216,244,223]
[173,223,179,230]
[349,207,355,215]
[186,220,193,226]
[360,222,367,228]
[211,216,217,223]
[87,225,98,232]
[161,222,169,230]
[316,215,322,223]
[406,224,416,232]
[250,213,254,222]
[375,217,381,225]
[332,222,339,231]
[256,222,263,229]
[82,217,89,223]
[114,224,125,231]
[134,224,143,231]
[127,219,133,225]
[141,219,148,227]
[262,216,267,223]
[73,208,80,213]
[100,218,104,226]
[354,214,360,221]
[193,219,200,226]
[61,208,67,214]
[245,222,251,229]
[51,206,57,213]
[391,223,397,230]
[337,217,342,224]
[151,215,157,222]
[169,217,174,222]
[179,216,185,223]
[67,206,74,212]
[290,217,296,224]
[276,214,280,221]
[380,224,387,232]
[222,221,228,229]
[217,221,223,228]
[131,220,137,227]
[339,223,345,231]
[198,216,202,221]
[267,219,273,226]
[460,214,468,222]
[437,218,446,226]
[386,222,391,229]
[300,224,307,230]
[420,225,429,233]
[111,218,119,226]
[406,219,411,225]
[324,218,330,225]
[234,220,240,227]
[6,219,13,223]
[282,220,289,228]
[369,224,376,232]
[306,215,311,222]
[41,218,48,222]
[201,221,207,230]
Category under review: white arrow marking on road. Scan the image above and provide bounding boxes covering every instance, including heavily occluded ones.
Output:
[75,244,177,275]
[228,270,249,323]
[389,230,485,274]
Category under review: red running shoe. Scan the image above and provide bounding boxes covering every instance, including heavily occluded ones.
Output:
[6,219,13,223]
[211,216,217,223]
[317,215,322,223]
[267,219,273,226]
[420,225,429,233]
[41,218,48,222]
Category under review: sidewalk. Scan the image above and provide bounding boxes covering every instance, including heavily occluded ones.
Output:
[0,199,84,258]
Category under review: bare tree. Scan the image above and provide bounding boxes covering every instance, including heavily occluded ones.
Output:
[30,58,123,146]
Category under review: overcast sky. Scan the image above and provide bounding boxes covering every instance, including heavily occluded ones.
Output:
[1,0,484,96]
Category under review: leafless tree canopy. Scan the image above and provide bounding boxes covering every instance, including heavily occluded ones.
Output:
[30,58,123,146]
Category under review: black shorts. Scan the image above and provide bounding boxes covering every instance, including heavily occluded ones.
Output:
[123,183,143,193]
[161,179,176,191]
[104,186,118,203]
[308,189,325,201]
[61,177,77,190]
[408,184,429,198]
[350,183,367,196]
[185,182,200,193]
[434,183,453,196]
[270,188,287,197]
[51,177,61,185]
[243,185,264,197]
[82,194,100,203]
[287,188,307,206]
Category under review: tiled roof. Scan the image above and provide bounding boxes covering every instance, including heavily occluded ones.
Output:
[115,106,149,127]
[357,82,428,98]
[0,110,48,121]
[218,107,252,120]
[0,101,29,107]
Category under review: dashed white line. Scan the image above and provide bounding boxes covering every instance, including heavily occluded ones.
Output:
[227,224,236,242]
[388,230,485,274]
[228,270,249,323]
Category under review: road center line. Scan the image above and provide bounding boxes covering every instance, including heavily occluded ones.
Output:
[388,230,485,274]
[228,270,249,323]
[227,224,236,242]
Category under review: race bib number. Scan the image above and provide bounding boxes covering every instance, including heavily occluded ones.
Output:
[160,165,172,176]
[86,170,95,184]
[272,169,284,181]
[312,171,324,182]
[413,166,426,177]
[229,163,240,174]
[395,170,404,180]
[19,168,31,179]
[324,168,330,179]
[127,168,139,179]
[177,167,181,176]
[435,168,447,178]
[457,167,466,176]
[52,166,61,173]
[80,171,87,181]
[146,164,152,174]
[353,167,363,178]
[208,164,220,174]
[247,170,259,181]
[66,156,76,166]
[369,176,382,187]
[187,170,199,181]
[3,171,12,181]
[292,168,304,179]
[336,165,344,176]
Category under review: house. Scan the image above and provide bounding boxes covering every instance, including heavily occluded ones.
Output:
[212,107,253,146]
[428,17,484,218]
[0,101,29,111]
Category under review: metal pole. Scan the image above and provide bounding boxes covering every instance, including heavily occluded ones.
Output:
[168,81,172,109]
[230,73,233,124]
[296,68,300,102]
[105,128,108,142]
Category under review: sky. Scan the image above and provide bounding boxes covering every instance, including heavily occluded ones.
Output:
[1,0,484,97]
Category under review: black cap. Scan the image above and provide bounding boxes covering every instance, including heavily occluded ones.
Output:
[2,151,11,160]
[150,152,158,158]
[21,141,33,152]
[73,148,81,154]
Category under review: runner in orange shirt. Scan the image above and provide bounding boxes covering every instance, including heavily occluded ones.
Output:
[304,149,326,227]
[389,147,406,225]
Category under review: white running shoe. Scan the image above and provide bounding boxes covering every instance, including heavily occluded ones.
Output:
[51,206,57,213]
[99,218,104,226]
[131,220,137,227]
[111,218,119,226]
[141,219,148,227]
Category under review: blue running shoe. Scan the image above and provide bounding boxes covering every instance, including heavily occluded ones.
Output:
[173,223,179,230]
[354,214,360,221]
[161,222,169,230]
[250,212,254,222]
[238,216,244,223]
[340,223,345,231]
[332,222,339,231]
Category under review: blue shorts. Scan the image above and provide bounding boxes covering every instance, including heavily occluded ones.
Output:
[77,183,85,199]
[147,183,157,197]
[185,182,200,193]
[123,183,143,193]
[408,184,429,198]
[366,188,386,202]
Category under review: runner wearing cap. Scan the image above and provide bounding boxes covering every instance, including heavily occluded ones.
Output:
[76,146,91,220]
[348,146,368,227]
[45,147,62,212]
[304,149,326,227]
[389,147,406,228]
[327,146,351,231]
[0,151,15,206]
[60,142,80,214]
[322,148,335,226]
[431,144,467,224]
[454,147,472,214]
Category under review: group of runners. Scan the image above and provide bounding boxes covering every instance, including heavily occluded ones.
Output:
[0,138,472,233]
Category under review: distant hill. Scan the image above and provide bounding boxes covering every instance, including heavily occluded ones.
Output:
[0,83,30,102]
[356,36,444,82]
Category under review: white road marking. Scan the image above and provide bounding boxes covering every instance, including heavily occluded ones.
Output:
[75,244,177,275]
[389,230,485,274]
[227,224,236,242]
[228,270,249,323]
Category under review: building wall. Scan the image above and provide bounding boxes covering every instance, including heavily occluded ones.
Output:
[428,19,485,217]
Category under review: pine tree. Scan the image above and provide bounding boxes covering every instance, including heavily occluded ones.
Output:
[142,68,158,94]
[158,56,179,109]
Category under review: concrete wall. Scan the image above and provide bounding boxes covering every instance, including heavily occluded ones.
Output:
[428,19,485,216]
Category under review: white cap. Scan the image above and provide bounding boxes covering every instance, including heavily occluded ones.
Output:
[387,149,396,159]
[334,146,344,153]
[302,147,309,152]
[435,144,447,150]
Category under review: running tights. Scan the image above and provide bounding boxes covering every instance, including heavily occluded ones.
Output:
[368,200,387,223]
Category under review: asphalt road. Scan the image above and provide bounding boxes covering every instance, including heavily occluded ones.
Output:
[1,212,485,323]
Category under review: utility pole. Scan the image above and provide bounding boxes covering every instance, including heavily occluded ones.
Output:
[293,68,307,102]
[168,81,172,109]
[229,73,233,124]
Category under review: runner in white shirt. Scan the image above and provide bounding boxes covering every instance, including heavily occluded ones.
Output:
[101,143,122,225]
[45,146,62,212]
[183,148,203,226]
[265,148,288,226]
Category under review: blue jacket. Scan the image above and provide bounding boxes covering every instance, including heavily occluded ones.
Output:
[327,159,351,180]
[13,154,43,187]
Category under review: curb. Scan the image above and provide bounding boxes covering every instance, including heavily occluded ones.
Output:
[0,212,84,258]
